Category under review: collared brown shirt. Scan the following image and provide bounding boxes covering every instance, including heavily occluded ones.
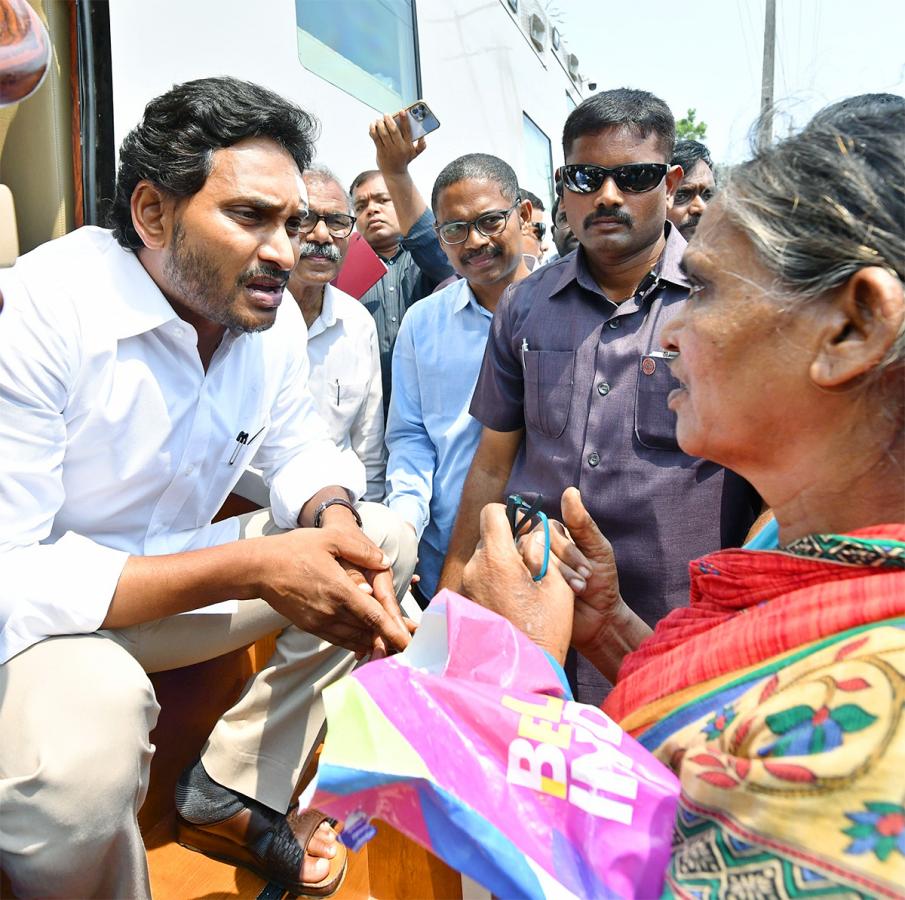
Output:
[470,225,760,704]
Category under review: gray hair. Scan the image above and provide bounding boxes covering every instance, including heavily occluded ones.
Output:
[305,163,353,214]
[720,102,904,388]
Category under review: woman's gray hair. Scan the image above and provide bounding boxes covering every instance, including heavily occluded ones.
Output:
[720,100,904,382]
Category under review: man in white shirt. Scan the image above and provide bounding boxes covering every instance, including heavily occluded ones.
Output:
[0,77,414,899]
[385,154,531,603]
[238,165,388,503]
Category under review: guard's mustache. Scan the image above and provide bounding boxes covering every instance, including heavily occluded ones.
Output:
[584,207,633,229]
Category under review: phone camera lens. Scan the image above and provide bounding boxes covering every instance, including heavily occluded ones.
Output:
[412,105,425,121]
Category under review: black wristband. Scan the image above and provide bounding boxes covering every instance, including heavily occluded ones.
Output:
[313,497,362,529]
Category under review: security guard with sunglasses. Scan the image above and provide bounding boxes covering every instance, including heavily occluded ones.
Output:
[440,88,761,705]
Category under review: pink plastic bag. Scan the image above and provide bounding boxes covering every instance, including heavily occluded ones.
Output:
[311,591,679,898]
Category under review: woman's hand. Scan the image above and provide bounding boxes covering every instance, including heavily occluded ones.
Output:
[461,503,575,665]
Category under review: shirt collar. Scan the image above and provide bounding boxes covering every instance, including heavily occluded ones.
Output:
[451,277,492,317]
[549,221,690,301]
[103,236,179,339]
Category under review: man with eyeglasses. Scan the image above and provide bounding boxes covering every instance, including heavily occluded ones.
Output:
[667,139,716,241]
[518,188,550,267]
[261,165,387,503]
[549,193,580,261]
[384,153,531,604]
[440,89,760,705]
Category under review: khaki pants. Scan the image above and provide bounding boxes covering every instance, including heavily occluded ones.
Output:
[0,503,417,899]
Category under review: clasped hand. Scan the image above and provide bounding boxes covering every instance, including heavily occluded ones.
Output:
[256,518,413,659]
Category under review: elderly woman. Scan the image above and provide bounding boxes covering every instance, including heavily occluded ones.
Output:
[464,102,905,896]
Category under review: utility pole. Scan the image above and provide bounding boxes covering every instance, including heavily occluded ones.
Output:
[758,0,777,149]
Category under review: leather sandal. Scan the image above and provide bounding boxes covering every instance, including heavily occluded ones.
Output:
[176,802,347,897]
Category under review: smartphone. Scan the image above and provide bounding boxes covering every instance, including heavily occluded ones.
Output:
[397,100,441,140]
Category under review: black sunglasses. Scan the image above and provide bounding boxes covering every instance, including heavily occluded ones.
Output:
[558,163,668,195]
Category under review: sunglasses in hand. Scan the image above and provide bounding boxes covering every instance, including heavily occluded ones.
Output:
[505,493,550,581]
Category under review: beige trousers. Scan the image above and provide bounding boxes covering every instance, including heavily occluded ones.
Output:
[0,503,417,899]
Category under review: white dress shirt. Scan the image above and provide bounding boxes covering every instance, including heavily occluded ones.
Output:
[304,284,385,501]
[0,227,365,664]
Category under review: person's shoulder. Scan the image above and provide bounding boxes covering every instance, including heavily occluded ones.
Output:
[507,252,574,308]
[329,285,378,332]
[5,227,124,320]
[402,278,464,327]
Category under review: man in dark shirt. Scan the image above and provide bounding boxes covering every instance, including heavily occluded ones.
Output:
[351,152,454,410]
[667,139,716,241]
[440,89,760,704]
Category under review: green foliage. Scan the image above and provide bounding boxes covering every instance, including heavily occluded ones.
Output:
[676,108,708,141]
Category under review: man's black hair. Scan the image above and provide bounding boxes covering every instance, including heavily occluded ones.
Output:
[110,77,318,251]
[430,153,520,213]
[671,139,713,175]
[349,170,383,197]
[520,188,545,211]
[562,88,675,160]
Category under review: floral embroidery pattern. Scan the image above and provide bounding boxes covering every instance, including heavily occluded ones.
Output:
[758,703,876,757]
[843,802,905,862]
[703,705,737,739]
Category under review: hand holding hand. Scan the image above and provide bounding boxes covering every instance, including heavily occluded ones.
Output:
[254,523,412,656]
[369,113,426,176]
[462,503,574,664]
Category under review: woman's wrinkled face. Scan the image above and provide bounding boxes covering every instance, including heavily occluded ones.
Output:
[660,199,825,472]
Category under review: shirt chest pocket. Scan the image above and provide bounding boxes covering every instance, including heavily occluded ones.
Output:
[523,350,575,439]
[634,354,681,450]
[330,380,367,414]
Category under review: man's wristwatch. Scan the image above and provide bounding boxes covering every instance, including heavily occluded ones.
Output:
[312,497,362,529]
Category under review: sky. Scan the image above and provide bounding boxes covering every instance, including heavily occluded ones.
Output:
[551,0,905,163]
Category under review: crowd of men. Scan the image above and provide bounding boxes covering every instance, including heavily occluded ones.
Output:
[0,76,760,897]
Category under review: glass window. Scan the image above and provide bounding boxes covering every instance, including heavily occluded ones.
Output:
[522,113,554,211]
[295,0,420,112]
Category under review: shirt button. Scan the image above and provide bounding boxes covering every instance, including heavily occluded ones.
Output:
[185,465,194,476]
[588,452,600,467]
[608,319,621,329]
[389,286,396,292]
[391,316,397,323]
[174,326,184,337]
[597,382,610,396]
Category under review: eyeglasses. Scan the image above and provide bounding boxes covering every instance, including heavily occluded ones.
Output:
[435,203,520,245]
[506,493,550,582]
[530,222,546,241]
[558,163,669,195]
[298,210,355,238]
[673,186,715,206]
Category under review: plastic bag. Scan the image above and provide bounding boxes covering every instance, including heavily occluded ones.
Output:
[310,590,679,898]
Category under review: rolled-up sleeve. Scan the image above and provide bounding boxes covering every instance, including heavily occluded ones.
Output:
[468,285,526,431]
[384,311,435,540]
[0,275,129,663]
[254,310,366,528]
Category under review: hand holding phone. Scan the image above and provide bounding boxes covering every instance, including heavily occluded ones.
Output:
[397,100,441,141]
[370,111,427,176]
